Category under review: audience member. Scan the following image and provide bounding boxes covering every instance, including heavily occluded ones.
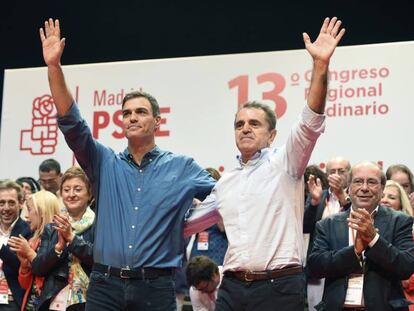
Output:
[33,167,94,310]
[304,156,351,310]
[386,164,414,210]
[186,256,221,311]
[15,177,41,198]
[16,177,41,221]
[8,190,60,310]
[38,159,62,196]
[0,181,32,310]
[308,161,414,310]
[381,180,413,216]
[304,165,329,197]
[381,180,414,309]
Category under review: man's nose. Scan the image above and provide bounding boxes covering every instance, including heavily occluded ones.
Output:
[130,112,138,122]
[242,123,251,133]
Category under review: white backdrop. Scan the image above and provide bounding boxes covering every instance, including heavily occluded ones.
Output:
[1,41,413,179]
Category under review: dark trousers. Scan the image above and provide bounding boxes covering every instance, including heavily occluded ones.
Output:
[215,272,305,311]
[85,271,176,311]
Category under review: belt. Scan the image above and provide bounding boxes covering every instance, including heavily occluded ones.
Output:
[93,263,173,279]
[224,265,303,282]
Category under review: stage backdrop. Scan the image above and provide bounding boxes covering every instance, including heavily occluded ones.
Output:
[1,41,413,179]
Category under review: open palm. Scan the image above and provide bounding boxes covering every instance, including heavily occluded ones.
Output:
[303,17,345,64]
[40,18,65,66]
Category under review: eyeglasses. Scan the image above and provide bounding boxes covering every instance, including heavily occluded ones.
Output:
[351,178,381,188]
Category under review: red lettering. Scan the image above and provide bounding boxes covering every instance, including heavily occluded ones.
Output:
[156,107,170,137]
[93,111,110,139]
[112,110,124,139]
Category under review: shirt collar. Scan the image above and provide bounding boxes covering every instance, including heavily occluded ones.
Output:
[236,148,269,167]
[0,217,19,237]
[123,145,161,160]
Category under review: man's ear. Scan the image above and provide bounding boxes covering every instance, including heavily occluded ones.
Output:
[268,129,277,145]
[154,115,162,132]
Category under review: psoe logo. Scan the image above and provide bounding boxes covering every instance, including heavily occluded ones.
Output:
[20,95,58,155]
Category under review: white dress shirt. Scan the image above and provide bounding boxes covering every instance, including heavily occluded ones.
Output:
[187,105,325,271]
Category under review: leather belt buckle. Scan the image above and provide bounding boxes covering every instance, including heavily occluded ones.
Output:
[120,267,131,279]
[243,270,254,282]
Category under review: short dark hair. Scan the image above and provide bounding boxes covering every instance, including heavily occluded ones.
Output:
[304,165,329,191]
[122,91,160,117]
[186,256,219,287]
[0,180,24,202]
[234,101,277,131]
[39,158,61,174]
[386,164,414,192]
[16,177,41,193]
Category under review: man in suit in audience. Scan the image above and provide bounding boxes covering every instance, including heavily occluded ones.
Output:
[304,156,351,310]
[0,181,32,310]
[307,162,414,310]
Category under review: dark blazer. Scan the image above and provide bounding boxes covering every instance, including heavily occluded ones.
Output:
[307,206,414,311]
[304,190,351,262]
[0,217,32,307]
[31,223,94,309]
[303,190,329,257]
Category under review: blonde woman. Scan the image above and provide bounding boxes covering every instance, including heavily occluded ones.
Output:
[381,180,414,310]
[381,180,413,216]
[8,190,60,310]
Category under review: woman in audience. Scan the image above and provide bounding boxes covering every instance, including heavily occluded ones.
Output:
[11,167,95,310]
[381,179,413,216]
[16,177,41,221]
[386,164,414,209]
[381,179,414,309]
[8,190,60,310]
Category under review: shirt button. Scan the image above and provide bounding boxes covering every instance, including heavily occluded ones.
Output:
[134,207,139,211]
[128,245,132,249]
[139,169,143,173]
[149,159,152,162]
[137,188,141,191]
[131,225,135,229]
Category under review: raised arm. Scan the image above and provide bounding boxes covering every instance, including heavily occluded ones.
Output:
[303,17,345,113]
[40,18,73,116]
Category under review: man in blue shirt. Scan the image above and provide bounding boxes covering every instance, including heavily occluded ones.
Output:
[39,19,216,310]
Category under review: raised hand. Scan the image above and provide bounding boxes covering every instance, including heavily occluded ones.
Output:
[307,174,323,205]
[303,17,345,65]
[39,18,66,67]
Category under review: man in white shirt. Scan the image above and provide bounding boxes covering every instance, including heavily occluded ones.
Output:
[184,17,345,310]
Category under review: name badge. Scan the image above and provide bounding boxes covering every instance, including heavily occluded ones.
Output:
[0,277,9,304]
[197,231,209,251]
[49,284,69,310]
[344,274,364,308]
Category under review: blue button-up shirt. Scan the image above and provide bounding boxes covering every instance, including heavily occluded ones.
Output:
[58,103,215,268]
